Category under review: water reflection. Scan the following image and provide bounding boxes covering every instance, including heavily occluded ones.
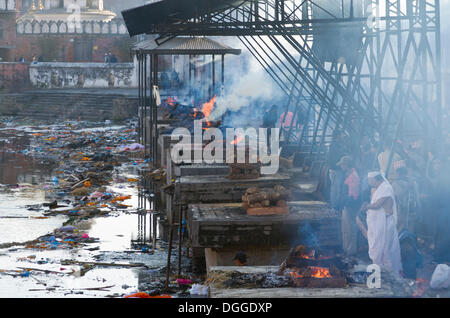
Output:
[0,130,60,244]
[0,125,170,297]
[0,130,54,185]
[134,167,160,250]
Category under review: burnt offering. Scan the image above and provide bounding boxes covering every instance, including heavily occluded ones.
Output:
[279,245,348,288]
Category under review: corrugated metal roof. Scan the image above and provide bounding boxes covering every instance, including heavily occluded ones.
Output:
[132,37,241,55]
[122,0,244,37]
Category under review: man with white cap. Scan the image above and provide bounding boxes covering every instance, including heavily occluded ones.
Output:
[360,171,402,275]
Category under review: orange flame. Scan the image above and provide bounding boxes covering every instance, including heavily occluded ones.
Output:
[202,120,213,131]
[202,95,216,120]
[298,250,315,259]
[290,271,301,280]
[230,136,244,145]
[413,278,428,297]
[295,248,333,261]
[166,97,176,107]
[289,266,332,279]
[309,266,332,278]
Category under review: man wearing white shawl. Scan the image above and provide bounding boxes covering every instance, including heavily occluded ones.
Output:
[360,171,403,274]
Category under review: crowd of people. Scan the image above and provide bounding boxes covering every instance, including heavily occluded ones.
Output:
[326,131,450,277]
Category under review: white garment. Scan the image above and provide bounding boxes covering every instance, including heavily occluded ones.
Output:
[367,181,403,274]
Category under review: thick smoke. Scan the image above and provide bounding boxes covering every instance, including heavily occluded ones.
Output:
[208,37,284,122]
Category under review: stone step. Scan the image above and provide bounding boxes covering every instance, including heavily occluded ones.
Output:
[0,91,138,121]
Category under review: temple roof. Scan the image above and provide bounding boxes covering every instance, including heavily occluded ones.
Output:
[132,36,241,55]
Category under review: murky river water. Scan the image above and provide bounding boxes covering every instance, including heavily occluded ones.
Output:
[0,122,171,298]
[0,129,63,244]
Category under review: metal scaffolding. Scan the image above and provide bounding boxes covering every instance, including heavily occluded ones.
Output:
[124,0,442,162]
[123,0,443,286]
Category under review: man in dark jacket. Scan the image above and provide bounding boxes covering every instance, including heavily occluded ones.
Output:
[262,105,278,152]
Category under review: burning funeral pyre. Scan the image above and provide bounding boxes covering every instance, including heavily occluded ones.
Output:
[161,96,221,132]
[277,245,348,288]
[162,96,269,180]
[208,245,355,290]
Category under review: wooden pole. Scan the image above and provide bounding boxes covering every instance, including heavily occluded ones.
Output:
[221,54,225,89]
[177,207,183,276]
[165,225,174,290]
[152,212,157,252]
[212,54,215,97]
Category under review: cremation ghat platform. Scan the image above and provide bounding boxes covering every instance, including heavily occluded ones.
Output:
[207,266,415,298]
[187,201,339,248]
[177,174,291,204]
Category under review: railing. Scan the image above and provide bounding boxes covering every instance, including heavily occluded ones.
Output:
[29,62,136,88]
[17,19,128,35]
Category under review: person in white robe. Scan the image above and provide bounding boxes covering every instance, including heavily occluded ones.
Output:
[360,171,403,275]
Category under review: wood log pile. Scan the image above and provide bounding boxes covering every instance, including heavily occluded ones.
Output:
[242,185,291,215]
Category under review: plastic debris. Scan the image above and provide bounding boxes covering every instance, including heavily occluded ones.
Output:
[20,271,30,278]
[189,284,209,296]
[430,264,450,289]
[176,278,193,286]
[117,143,144,152]
[58,226,76,233]
[124,292,151,298]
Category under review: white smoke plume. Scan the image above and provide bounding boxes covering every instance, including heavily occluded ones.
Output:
[208,37,283,121]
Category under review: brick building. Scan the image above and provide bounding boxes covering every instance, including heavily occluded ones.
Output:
[0,0,17,61]
[0,0,139,62]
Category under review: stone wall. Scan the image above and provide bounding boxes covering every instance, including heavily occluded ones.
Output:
[0,0,17,61]
[29,62,136,88]
[0,62,30,90]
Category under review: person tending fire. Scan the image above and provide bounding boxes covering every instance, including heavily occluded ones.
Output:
[360,171,403,275]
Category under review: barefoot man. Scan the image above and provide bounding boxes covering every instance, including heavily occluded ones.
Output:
[360,171,402,275]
